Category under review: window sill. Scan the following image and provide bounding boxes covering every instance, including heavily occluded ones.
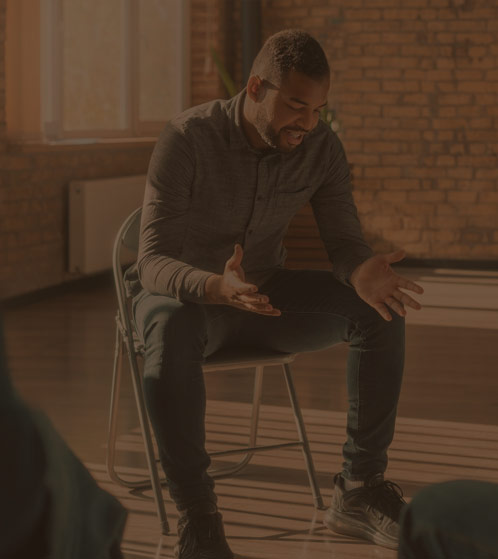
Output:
[6,137,157,154]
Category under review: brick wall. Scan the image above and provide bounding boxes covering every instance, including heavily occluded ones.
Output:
[1,0,497,299]
[0,1,222,300]
[190,0,228,105]
[257,0,498,268]
[0,0,5,144]
[0,144,154,299]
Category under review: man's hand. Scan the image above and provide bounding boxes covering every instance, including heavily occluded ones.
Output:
[350,250,424,321]
[204,244,281,316]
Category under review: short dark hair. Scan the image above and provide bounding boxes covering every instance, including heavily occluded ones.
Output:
[250,29,330,85]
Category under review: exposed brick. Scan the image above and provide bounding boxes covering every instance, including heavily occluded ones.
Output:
[2,0,497,297]
[383,9,420,19]
[384,229,422,242]
[344,9,382,19]
[348,57,382,68]
[363,93,400,105]
[402,242,432,256]
[364,166,402,178]
[479,192,498,204]
[439,93,473,104]
[423,230,459,242]
[383,130,422,141]
[429,215,467,228]
[382,32,418,43]
[408,191,446,202]
[383,106,421,118]
[341,80,381,92]
[470,180,496,191]
[447,167,474,179]
[383,81,420,92]
[382,154,421,166]
[355,178,382,191]
[363,216,403,229]
[459,204,498,216]
[384,179,421,190]
[447,191,478,203]
[351,154,381,166]
[475,168,498,179]
[376,191,409,202]
[342,104,382,116]
[310,6,341,16]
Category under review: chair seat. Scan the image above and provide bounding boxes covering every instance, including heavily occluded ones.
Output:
[108,208,323,536]
[203,348,296,371]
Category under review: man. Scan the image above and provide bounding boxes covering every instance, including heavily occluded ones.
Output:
[127,29,423,558]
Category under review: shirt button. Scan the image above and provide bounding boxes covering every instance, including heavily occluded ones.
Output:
[256,196,263,201]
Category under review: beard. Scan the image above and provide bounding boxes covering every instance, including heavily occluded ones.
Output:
[252,109,296,153]
[253,113,279,149]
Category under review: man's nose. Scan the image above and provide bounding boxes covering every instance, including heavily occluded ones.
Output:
[297,110,317,132]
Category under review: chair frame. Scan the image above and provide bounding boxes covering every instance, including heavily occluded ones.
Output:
[106,208,324,535]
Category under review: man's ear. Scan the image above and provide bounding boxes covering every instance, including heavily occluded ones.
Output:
[246,75,265,102]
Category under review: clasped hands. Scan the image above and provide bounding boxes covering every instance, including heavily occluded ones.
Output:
[204,245,424,321]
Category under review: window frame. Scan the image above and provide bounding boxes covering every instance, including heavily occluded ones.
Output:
[39,0,190,142]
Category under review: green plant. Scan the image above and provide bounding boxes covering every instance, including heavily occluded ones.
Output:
[210,48,238,97]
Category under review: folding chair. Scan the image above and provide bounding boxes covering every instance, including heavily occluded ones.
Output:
[106,207,324,535]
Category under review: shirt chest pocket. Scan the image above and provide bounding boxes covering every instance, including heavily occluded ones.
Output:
[273,186,313,218]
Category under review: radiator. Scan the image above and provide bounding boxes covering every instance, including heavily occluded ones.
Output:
[68,175,146,274]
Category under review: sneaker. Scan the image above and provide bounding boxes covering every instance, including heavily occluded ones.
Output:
[323,472,406,549]
[174,507,234,559]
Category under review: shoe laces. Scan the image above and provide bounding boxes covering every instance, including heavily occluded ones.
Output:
[194,513,222,544]
[178,512,223,554]
[365,479,405,520]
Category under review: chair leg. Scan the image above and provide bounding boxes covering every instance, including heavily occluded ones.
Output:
[106,327,151,487]
[106,324,169,534]
[106,325,125,486]
[282,363,324,510]
[208,365,264,478]
[126,343,169,535]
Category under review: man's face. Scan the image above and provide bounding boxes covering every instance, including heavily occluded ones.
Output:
[253,70,330,153]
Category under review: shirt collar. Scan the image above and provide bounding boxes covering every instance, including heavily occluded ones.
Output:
[227,89,314,160]
[228,89,259,152]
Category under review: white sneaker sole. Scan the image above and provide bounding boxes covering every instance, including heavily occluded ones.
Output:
[323,507,398,550]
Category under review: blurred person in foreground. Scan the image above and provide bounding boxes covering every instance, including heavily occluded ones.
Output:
[398,480,498,559]
[0,315,127,559]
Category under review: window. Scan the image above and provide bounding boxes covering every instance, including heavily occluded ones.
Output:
[7,0,189,142]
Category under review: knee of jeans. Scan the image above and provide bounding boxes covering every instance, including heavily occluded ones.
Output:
[143,303,208,363]
[352,307,405,347]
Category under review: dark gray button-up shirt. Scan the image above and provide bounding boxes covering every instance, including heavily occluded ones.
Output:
[131,90,373,302]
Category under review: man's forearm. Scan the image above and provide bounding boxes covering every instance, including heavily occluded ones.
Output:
[137,255,214,303]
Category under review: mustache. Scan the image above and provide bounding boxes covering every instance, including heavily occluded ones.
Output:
[283,127,309,134]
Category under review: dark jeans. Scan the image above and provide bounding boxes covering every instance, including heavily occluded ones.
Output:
[399,480,498,559]
[132,268,405,510]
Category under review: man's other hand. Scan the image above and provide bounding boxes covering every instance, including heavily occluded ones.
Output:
[204,244,281,316]
[350,250,424,321]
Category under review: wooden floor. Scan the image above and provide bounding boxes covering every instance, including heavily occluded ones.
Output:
[2,267,498,558]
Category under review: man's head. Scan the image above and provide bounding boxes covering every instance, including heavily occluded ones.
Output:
[242,29,330,152]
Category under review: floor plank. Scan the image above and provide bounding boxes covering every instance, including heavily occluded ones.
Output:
[1,268,497,558]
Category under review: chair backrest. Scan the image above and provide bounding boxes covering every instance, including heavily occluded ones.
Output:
[112,207,142,346]
[120,208,142,252]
